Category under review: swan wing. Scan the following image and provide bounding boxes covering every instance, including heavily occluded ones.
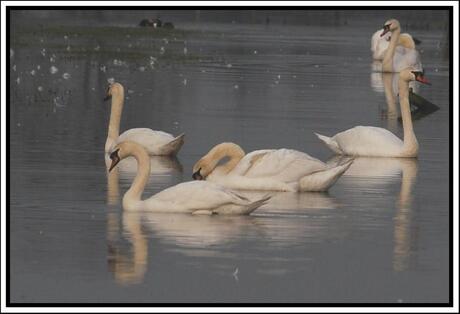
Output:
[146,181,253,212]
[393,47,422,72]
[243,149,326,181]
[333,126,403,156]
[117,128,180,155]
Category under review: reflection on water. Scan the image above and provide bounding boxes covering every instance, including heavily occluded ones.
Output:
[330,156,418,272]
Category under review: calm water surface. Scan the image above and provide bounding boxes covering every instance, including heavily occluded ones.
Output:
[9,16,450,303]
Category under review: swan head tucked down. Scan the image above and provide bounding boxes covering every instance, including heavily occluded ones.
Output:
[192,142,245,180]
[381,19,400,37]
[104,82,124,101]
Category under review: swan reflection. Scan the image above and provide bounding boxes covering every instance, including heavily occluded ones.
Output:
[328,156,418,272]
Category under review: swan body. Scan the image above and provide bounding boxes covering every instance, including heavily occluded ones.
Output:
[371,29,417,61]
[192,143,352,192]
[104,82,184,155]
[379,19,422,72]
[109,141,269,215]
[315,68,430,157]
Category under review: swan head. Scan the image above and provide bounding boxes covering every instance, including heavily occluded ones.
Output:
[192,158,209,180]
[400,68,431,85]
[104,82,124,101]
[381,19,400,37]
[108,141,141,172]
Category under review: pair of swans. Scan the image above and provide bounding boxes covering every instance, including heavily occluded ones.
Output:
[371,19,422,72]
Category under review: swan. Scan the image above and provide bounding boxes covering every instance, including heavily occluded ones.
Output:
[104,82,185,155]
[191,143,353,192]
[378,19,422,72]
[371,29,418,61]
[108,141,270,215]
[315,68,430,157]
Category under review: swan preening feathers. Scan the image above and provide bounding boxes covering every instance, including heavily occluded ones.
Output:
[104,82,185,155]
[108,141,270,215]
[192,143,353,192]
[372,19,423,73]
[315,69,430,157]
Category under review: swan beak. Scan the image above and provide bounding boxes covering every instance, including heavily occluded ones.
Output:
[416,75,431,85]
[192,168,204,180]
[109,149,121,172]
[103,94,111,101]
[413,71,431,85]
[381,24,391,37]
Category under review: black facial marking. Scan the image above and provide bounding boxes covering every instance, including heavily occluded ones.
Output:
[110,148,120,160]
[192,168,203,180]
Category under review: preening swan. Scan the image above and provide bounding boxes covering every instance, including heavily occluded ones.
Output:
[371,29,418,61]
[104,82,184,155]
[379,19,422,72]
[192,143,353,192]
[108,141,270,215]
[315,69,430,157]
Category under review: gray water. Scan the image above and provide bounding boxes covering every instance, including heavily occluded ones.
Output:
[9,11,450,303]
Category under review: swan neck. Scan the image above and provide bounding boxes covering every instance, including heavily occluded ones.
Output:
[210,143,245,174]
[383,28,401,72]
[398,79,418,153]
[108,90,124,142]
[123,146,151,208]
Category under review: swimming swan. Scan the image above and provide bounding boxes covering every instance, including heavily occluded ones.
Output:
[315,69,430,157]
[371,29,418,61]
[108,141,270,215]
[104,82,184,155]
[379,19,422,72]
[192,143,353,192]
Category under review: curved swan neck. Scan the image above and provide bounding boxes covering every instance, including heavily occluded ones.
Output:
[383,28,401,72]
[107,87,124,142]
[208,143,245,174]
[398,78,418,154]
[123,145,151,208]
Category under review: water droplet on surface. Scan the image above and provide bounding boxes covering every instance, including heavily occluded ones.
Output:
[50,66,58,74]
[62,73,71,80]
[16,77,21,84]
[37,86,43,92]
[10,49,14,58]
[183,47,188,55]
[183,78,187,86]
[226,63,232,68]
[160,46,165,54]
[139,66,146,72]
[41,48,46,57]
[100,65,106,72]
[253,50,258,54]
[107,77,115,84]
[234,84,239,89]
[30,70,36,76]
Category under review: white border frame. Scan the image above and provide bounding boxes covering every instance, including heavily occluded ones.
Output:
[1,1,458,313]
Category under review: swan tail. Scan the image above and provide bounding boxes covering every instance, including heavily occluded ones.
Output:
[243,195,272,215]
[299,159,353,192]
[158,133,185,156]
[315,132,343,154]
[215,195,271,215]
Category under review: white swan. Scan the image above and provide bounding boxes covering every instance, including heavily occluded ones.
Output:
[378,19,422,72]
[104,82,184,155]
[192,143,353,192]
[108,141,270,215]
[315,68,430,157]
[371,29,418,61]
